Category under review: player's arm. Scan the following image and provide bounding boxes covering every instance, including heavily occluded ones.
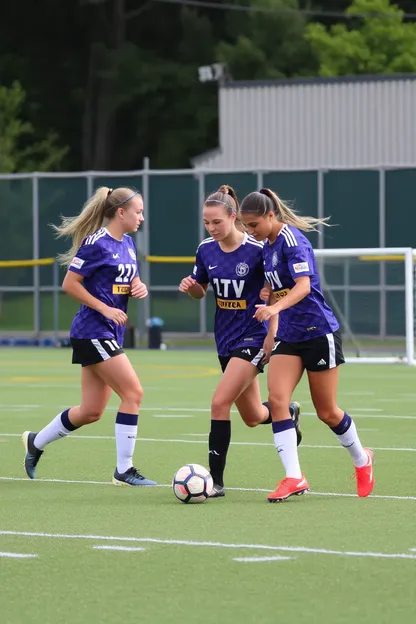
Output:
[62,271,128,326]
[179,277,208,299]
[179,246,209,299]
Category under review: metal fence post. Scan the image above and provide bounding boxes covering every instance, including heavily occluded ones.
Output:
[53,259,59,345]
[379,168,386,340]
[140,157,151,346]
[32,173,40,336]
[317,169,325,249]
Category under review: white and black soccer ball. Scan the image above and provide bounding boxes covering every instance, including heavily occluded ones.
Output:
[172,464,214,504]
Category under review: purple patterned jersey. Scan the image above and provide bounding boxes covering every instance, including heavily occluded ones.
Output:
[263,224,339,342]
[68,227,138,345]
[192,232,267,356]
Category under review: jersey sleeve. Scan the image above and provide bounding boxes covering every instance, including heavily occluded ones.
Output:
[191,245,208,284]
[282,237,315,280]
[68,241,103,278]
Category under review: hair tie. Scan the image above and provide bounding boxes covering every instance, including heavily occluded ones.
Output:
[107,188,113,197]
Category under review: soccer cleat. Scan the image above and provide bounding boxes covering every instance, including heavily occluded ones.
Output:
[355,448,375,497]
[22,431,43,479]
[267,475,309,502]
[290,401,303,446]
[209,483,225,498]
[112,466,157,487]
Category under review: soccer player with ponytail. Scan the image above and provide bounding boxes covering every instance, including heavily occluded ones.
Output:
[179,185,301,498]
[22,186,157,487]
[241,188,374,502]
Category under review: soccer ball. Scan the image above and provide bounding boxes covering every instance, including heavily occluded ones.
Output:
[172,464,213,504]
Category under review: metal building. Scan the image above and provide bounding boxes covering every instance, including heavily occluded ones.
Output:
[193,74,416,170]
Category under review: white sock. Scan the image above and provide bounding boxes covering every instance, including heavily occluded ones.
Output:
[115,414,138,473]
[272,425,302,479]
[34,410,76,450]
[332,415,368,468]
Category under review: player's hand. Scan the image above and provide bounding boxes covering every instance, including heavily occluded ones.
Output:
[102,306,128,326]
[254,304,279,322]
[179,276,196,293]
[262,334,275,365]
[130,277,148,299]
[259,284,272,302]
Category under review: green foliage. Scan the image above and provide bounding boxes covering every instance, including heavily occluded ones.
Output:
[217,0,317,79]
[0,82,68,173]
[306,0,416,76]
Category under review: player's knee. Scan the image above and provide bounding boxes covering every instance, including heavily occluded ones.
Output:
[120,384,144,408]
[81,408,104,424]
[268,394,290,415]
[316,407,338,426]
[211,394,232,417]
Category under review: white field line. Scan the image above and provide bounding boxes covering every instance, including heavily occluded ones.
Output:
[233,556,295,562]
[92,545,146,552]
[0,530,415,561]
[0,476,415,502]
[0,432,415,453]
[0,552,37,559]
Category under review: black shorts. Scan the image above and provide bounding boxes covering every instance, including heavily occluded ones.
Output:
[218,346,265,374]
[71,338,124,367]
[270,330,345,372]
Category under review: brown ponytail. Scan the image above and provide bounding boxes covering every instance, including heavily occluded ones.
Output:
[241,188,330,232]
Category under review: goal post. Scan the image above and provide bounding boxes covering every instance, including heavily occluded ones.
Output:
[314,247,415,365]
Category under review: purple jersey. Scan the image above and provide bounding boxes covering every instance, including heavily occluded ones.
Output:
[263,224,339,342]
[192,232,267,356]
[68,227,138,346]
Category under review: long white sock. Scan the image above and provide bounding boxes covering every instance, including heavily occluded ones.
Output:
[34,409,77,450]
[272,420,302,479]
[331,413,368,468]
[115,412,138,473]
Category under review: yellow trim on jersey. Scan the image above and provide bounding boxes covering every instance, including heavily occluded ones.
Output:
[112,284,130,295]
[273,288,291,301]
[217,299,247,310]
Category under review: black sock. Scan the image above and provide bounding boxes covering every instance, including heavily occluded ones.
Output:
[260,401,272,424]
[208,420,231,487]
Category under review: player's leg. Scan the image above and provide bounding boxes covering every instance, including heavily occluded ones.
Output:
[93,353,156,486]
[23,366,111,479]
[307,367,374,497]
[208,357,258,496]
[235,379,303,444]
[305,330,374,497]
[266,350,309,502]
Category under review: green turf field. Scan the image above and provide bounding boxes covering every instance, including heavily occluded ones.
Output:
[0,348,415,623]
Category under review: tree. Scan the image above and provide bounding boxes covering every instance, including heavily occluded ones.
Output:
[216,0,318,80]
[305,0,416,75]
[0,82,68,173]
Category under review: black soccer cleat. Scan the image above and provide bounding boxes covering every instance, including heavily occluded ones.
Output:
[22,431,43,479]
[290,401,303,446]
[209,483,225,498]
[112,466,157,486]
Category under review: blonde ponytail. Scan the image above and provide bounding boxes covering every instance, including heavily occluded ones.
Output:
[52,185,140,267]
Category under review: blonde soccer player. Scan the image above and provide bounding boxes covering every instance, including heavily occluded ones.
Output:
[23,187,156,486]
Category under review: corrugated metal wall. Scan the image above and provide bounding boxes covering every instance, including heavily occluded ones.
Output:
[194,76,416,170]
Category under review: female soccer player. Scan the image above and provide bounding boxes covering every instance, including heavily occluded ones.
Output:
[22,186,156,487]
[179,185,301,497]
[240,188,374,502]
